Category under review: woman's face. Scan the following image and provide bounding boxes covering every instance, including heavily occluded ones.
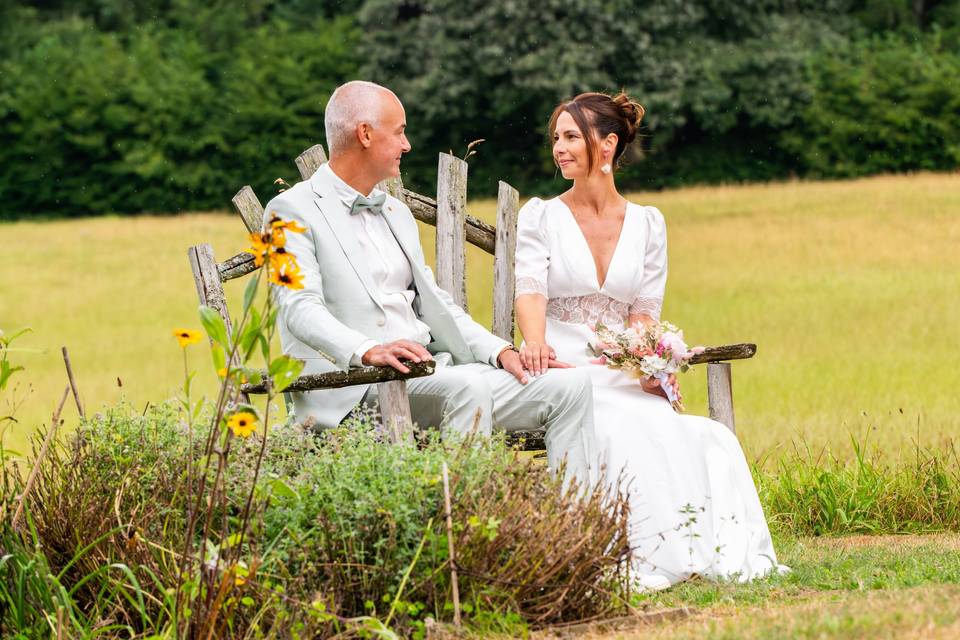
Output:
[552,111,590,180]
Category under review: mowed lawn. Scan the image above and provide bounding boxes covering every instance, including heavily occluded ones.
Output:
[2,172,959,461]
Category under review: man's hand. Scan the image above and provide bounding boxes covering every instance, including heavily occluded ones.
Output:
[518,342,574,376]
[497,348,530,385]
[361,340,433,373]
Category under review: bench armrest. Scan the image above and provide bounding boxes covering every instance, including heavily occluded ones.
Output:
[241,360,436,394]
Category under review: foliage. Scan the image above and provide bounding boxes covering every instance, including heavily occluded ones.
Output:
[779,32,960,177]
[0,14,358,217]
[0,401,632,637]
[2,1,960,215]
[757,436,960,536]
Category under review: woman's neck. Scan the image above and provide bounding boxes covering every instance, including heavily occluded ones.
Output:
[566,172,622,216]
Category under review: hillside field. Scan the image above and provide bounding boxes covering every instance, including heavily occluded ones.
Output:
[2,172,959,462]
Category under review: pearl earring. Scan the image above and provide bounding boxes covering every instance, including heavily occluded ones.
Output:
[600,163,612,175]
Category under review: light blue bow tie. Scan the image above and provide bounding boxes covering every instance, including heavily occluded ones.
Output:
[349,192,387,215]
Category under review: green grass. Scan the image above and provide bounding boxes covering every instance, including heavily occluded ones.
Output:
[616,535,960,640]
[3,172,960,461]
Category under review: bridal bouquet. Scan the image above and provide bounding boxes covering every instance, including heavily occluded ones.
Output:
[587,321,705,412]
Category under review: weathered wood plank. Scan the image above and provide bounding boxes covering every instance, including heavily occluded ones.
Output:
[435,153,469,310]
[218,251,258,281]
[377,176,404,199]
[707,362,736,433]
[688,343,756,364]
[295,144,328,181]
[232,186,265,233]
[188,244,233,335]
[492,181,519,341]
[240,360,436,394]
[404,188,496,254]
[378,380,414,444]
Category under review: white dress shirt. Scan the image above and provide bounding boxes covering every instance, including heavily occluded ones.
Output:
[318,164,433,365]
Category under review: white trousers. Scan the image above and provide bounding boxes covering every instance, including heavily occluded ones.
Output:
[364,360,596,486]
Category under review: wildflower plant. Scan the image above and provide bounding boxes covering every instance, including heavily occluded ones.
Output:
[170,211,306,638]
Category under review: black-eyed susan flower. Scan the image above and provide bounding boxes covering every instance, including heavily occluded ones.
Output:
[270,217,306,234]
[268,247,297,273]
[245,232,271,267]
[173,329,202,348]
[269,261,305,290]
[227,412,257,438]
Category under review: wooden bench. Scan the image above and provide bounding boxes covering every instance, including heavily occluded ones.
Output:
[188,145,756,447]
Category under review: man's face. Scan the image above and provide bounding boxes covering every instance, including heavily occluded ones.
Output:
[369,94,411,179]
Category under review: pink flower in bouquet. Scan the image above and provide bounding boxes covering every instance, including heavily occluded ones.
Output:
[661,332,689,360]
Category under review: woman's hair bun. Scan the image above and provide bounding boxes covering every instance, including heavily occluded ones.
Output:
[611,92,645,144]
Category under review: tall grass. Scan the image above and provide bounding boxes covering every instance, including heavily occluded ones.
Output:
[757,435,960,535]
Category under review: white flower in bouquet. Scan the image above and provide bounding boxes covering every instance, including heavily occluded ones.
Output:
[588,320,705,412]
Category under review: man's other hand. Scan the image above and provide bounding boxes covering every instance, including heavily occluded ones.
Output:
[497,348,529,385]
[361,340,433,373]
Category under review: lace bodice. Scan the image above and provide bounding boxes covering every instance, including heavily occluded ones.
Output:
[513,198,667,326]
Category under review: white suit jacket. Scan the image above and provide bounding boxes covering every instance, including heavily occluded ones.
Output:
[266,166,511,428]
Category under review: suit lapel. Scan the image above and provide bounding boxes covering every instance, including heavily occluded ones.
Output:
[381,203,431,290]
[310,172,383,309]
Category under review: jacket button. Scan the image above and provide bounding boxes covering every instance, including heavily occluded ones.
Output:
[377,319,385,327]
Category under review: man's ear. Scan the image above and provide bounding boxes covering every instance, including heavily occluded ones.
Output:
[357,122,374,149]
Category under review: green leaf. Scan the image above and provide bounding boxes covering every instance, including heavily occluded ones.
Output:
[268,355,304,393]
[182,371,196,398]
[242,275,259,314]
[0,361,24,391]
[259,334,270,361]
[239,307,262,361]
[198,306,229,350]
[270,478,300,501]
[211,343,226,374]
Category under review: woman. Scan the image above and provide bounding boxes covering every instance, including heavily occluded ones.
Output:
[514,92,785,590]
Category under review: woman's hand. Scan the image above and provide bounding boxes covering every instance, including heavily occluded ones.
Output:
[518,342,573,376]
[641,373,680,401]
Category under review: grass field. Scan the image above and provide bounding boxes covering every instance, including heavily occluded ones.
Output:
[2,172,960,461]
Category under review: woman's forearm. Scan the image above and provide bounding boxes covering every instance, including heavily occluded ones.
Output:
[515,294,548,344]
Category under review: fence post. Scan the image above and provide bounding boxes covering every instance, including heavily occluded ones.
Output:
[435,153,469,311]
[295,144,328,181]
[707,362,736,434]
[232,186,266,233]
[492,181,519,341]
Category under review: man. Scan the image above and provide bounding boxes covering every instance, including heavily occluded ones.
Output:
[266,80,595,482]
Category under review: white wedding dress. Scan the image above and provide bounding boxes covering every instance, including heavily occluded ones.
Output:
[515,197,785,585]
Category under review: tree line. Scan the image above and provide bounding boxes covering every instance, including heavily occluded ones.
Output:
[1,0,958,217]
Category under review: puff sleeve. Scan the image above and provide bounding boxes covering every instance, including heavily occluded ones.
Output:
[629,206,667,320]
[513,197,550,299]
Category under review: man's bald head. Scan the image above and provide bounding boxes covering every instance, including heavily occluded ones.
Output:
[324,81,400,156]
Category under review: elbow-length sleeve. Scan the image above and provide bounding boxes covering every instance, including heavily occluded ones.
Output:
[630,206,667,320]
[514,197,549,299]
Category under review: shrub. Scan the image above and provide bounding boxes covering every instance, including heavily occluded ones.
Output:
[1,401,631,637]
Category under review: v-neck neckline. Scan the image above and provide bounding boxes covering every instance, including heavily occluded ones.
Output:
[556,197,631,292]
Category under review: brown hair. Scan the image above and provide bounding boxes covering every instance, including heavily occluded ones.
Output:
[548,91,645,172]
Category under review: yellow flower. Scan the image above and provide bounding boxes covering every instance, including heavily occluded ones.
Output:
[217,366,229,378]
[269,261,305,290]
[269,215,306,234]
[245,232,271,267]
[267,215,306,249]
[227,412,257,438]
[268,247,298,273]
[173,329,202,348]
[233,562,249,587]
